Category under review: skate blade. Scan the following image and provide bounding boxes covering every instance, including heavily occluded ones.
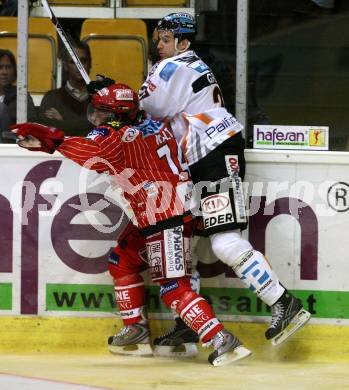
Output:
[153,343,198,358]
[271,308,311,346]
[108,343,153,357]
[212,346,252,367]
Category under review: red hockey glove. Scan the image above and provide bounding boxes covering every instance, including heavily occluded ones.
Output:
[11,123,65,154]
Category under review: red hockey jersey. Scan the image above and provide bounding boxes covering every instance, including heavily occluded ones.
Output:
[57,117,192,234]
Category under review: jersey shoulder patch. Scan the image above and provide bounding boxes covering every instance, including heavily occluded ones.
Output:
[159,62,179,81]
[189,61,210,73]
[136,118,164,137]
[121,127,140,143]
[86,127,110,140]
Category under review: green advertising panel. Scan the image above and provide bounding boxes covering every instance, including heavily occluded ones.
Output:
[0,283,12,310]
[46,284,349,320]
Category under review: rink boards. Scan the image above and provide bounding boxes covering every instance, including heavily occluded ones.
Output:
[0,145,348,357]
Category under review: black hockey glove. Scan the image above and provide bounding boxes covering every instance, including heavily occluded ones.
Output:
[87,74,115,94]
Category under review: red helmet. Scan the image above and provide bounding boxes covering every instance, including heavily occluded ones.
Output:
[91,83,139,122]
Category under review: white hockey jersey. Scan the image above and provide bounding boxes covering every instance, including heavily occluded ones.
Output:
[171,108,243,166]
[139,50,243,165]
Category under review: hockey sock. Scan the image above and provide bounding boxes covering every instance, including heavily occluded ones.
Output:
[159,278,223,343]
[113,274,146,325]
[177,291,223,343]
[167,268,200,321]
[231,250,285,306]
[210,231,284,306]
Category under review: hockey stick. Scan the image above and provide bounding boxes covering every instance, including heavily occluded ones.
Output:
[41,0,91,84]
[2,131,19,141]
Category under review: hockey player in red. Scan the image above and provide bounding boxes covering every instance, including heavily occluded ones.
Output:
[12,82,251,366]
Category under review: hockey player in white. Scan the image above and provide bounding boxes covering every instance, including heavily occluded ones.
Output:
[140,12,311,356]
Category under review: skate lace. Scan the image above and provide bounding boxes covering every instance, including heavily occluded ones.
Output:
[117,326,131,337]
[202,331,224,349]
[270,302,284,328]
[158,323,178,340]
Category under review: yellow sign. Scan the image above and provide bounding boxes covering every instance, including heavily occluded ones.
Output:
[309,129,325,147]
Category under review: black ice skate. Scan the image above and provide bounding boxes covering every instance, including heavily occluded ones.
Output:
[153,317,199,358]
[265,291,311,346]
[108,322,153,356]
[204,329,252,367]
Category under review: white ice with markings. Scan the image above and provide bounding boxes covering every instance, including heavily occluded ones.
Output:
[0,373,106,390]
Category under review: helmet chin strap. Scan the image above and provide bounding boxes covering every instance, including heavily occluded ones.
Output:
[174,37,191,55]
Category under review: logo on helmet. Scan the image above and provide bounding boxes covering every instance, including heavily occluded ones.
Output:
[158,12,196,36]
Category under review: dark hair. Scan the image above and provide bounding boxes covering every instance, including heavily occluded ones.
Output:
[61,39,91,65]
[0,49,17,80]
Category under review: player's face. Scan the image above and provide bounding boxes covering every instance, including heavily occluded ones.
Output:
[0,55,16,91]
[87,105,113,126]
[156,30,177,59]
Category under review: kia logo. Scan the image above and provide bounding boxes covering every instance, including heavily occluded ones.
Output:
[202,194,229,214]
